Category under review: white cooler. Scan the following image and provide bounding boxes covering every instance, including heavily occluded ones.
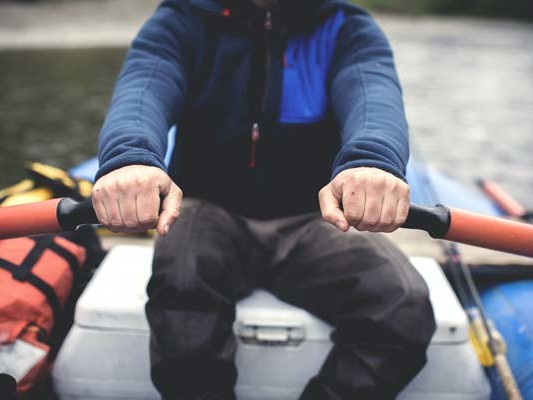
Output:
[52,245,491,400]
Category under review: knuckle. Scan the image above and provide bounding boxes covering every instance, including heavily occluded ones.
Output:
[375,176,387,189]
[381,215,394,225]
[137,176,152,189]
[108,218,122,229]
[124,218,139,229]
[348,174,364,187]
[115,179,129,193]
[379,225,396,233]
[345,174,357,185]
[396,214,408,226]
[386,178,399,192]
[92,183,107,197]
[345,211,362,223]
[398,182,410,195]
[365,215,380,227]
[355,224,371,232]
[139,212,158,226]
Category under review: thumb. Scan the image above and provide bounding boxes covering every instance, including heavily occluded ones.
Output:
[318,184,349,232]
[156,180,183,236]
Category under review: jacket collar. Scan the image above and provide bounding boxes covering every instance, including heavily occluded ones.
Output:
[190,0,348,29]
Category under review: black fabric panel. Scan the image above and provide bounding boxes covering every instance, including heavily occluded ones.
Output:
[13,236,52,282]
[26,274,61,325]
[0,257,61,324]
[48,241,80,281]
[0,258,17,274]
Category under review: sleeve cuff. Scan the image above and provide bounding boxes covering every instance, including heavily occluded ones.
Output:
[95,151,167,182]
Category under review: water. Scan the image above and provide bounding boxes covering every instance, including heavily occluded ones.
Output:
[0,48,126,184]
[0,16,532,206]
[384,16,533,205]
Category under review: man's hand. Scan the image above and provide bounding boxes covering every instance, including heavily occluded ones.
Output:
[92,165,182,236]
[319,167,409,233]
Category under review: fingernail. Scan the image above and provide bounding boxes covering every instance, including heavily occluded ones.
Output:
[163,224,169,235]
[336,221,348,231]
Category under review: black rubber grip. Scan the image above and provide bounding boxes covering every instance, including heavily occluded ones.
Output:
[54,197,451,239]
[57,197,99,231]
[402,204,451,239]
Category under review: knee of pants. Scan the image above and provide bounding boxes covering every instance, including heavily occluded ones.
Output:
[389,278,436,350]
[336,260,436,352]
[146,250,238,317]
[147,202,247,312]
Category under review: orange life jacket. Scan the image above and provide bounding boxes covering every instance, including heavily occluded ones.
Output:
[0,235,86,395]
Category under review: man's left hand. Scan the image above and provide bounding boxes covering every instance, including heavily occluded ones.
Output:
[318,167,410,233]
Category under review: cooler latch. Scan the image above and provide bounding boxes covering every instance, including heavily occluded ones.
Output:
[236,322,305,346]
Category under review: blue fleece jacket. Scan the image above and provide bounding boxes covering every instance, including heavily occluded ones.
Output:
[97,0,409,218]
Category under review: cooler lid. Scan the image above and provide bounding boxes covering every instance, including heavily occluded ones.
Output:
[234,258,469,345]
[76,247,468,344]
[75,245,153,331]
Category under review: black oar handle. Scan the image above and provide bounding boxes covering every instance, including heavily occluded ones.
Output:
[57,197,99,230]
[58,198,452,239]
[403,204,451,239]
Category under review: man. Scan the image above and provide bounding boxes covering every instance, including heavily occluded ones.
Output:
[92,0,436,399]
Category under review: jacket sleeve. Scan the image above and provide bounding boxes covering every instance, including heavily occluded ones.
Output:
[328,10,409,181]
[95,1,193,181]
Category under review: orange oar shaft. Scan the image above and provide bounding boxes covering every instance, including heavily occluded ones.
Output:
[0,198,62,239]
[445,207,533,258]
[1,198,532,258]
[478,179,527,218]
[0,197,97,240]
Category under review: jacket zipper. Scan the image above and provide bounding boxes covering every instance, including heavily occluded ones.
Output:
[249,11,272,169]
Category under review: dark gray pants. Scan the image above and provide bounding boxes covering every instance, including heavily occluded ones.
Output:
[145,199,436,400]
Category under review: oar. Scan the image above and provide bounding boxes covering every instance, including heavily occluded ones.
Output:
[0,197,97,239]
[0,198,532,258]
[477,179,533,223]
[404,204,533,258]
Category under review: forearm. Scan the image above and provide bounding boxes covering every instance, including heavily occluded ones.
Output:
[96,3,192,181]
[330,12,409,181]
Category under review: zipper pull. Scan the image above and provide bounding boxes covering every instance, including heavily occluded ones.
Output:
[249,123,260,168]
[265,11,272,31]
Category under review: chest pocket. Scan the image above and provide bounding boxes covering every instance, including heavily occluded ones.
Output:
[279,10,345,124]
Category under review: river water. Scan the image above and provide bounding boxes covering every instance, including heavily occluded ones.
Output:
[0,16,532,206]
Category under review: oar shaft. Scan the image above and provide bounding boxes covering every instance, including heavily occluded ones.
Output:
[0,197,98,240]
[1,199,533,258]
[403,204,533,258]
[445,207,533,258]
[0,198,62,239]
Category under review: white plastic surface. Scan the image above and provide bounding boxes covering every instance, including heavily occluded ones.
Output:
[53,245,490,400]
[74,245,153,331]
[75,246,467,344]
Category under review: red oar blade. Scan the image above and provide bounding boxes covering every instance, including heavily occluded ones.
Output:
[0,198,62,239]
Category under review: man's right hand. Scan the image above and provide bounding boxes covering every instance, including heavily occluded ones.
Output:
[91,165,182,236]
